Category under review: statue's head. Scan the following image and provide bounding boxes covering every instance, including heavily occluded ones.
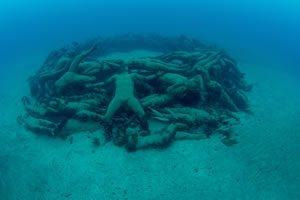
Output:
[119,65,129,74]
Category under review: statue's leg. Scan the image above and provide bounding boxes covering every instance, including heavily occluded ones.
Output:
[126,123,177,151]
[128,98,148,131]
[103,97,122,121]
[128,98,145,118]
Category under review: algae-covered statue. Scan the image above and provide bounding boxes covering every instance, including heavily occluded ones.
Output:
[18,34,251,151]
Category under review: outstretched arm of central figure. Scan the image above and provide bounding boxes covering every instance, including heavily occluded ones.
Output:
[86,75,115,88]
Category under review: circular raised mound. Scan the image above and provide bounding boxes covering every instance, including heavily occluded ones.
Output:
[18,34,252,151]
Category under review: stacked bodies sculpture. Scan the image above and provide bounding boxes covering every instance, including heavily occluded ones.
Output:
[18,34,251,151]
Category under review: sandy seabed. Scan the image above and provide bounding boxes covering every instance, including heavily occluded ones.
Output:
[0,51,299,200]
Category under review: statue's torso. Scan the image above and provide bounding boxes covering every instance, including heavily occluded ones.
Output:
[115,73,134,99]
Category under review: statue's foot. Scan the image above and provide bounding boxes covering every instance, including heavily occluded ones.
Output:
[126,133,138,152]
[52,118,68,136]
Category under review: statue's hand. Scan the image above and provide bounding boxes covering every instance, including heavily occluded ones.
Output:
[86,82,104,89]
[156,71,165,77]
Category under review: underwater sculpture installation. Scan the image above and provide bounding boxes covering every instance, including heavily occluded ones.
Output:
[18,34,251,151]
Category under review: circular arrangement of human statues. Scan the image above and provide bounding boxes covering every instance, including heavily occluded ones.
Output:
[18,34,252,151]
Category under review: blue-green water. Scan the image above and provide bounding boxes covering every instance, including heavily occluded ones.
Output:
[0,1,299,199]
[1,0,300,66]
